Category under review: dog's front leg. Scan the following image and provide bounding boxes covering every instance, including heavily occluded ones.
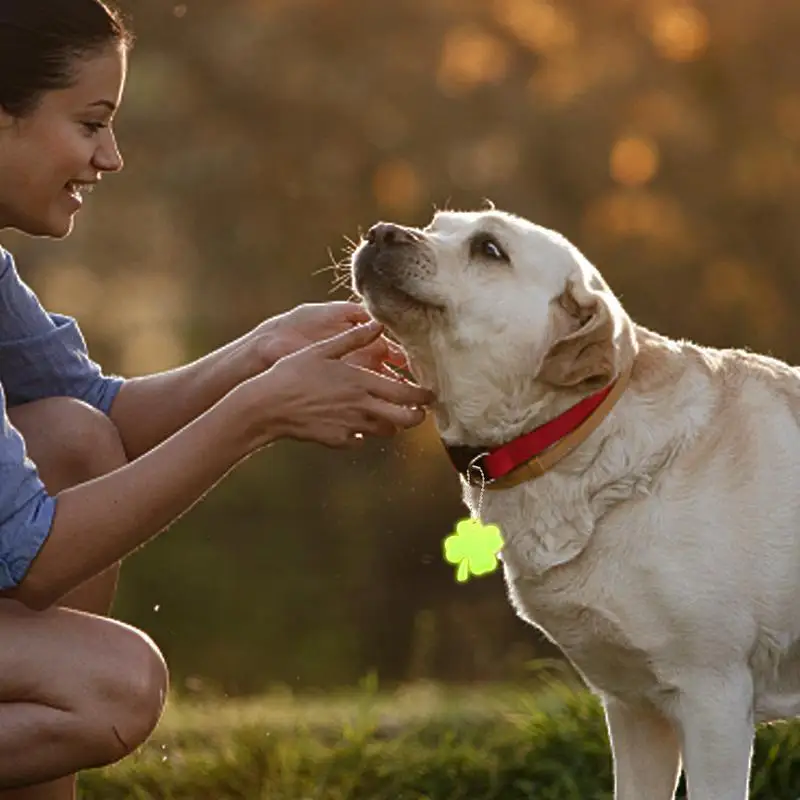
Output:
[604,696,682,800]
[672,667,754,800]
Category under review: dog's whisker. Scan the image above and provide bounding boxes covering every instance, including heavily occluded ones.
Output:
[326,277,352,296]
[329,274,353,295]
[311,264,340,277]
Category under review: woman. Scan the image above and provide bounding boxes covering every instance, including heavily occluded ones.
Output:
[0,1,434,797]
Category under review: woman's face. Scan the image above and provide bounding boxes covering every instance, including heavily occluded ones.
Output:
[0,44,127,238]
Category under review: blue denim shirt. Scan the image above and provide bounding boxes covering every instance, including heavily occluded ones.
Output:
[0,247,123,589]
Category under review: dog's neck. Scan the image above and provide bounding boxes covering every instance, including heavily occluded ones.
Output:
[413,317,638,450]
[425,356,621,450]
[436,385,588,448]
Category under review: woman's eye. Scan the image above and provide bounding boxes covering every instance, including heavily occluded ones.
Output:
[470,234,508,262]
[82,122,107,135]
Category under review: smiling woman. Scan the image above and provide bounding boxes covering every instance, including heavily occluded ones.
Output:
[0,1,130,237]
[0,2,434,797]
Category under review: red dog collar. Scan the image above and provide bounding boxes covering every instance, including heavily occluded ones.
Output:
[443,370,631,489]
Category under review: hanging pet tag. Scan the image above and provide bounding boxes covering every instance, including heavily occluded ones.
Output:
[442,460,504,582]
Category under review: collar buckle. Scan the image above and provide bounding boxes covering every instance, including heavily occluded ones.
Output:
[465,451,494,487]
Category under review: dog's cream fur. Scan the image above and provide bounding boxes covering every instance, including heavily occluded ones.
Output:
[351,208,800,800]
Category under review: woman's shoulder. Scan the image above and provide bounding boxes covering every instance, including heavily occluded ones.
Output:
[0,245,11,273]
[0,246,16,280]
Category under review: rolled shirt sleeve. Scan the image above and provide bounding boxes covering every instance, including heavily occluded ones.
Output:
[0,247,123,413]
[0,246,123,589]
[0,381,56,589]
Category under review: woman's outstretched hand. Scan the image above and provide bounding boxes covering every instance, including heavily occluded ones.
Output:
[252,301,409,378]
[236,320,434,450]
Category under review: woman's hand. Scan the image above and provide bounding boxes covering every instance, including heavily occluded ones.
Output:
[236,321,434,450]
[252,301,409,378]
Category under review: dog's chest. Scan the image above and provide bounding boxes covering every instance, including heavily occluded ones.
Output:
[506,568,665,699]
[477,491,667,700]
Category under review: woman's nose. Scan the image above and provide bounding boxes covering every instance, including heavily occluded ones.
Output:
[92,130,124,173]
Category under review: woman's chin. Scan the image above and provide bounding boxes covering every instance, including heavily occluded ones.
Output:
[50,217,76,238]
[19,211,76,239]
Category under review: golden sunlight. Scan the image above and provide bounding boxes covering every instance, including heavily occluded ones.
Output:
[609,135,660,186]
[437,25,510,94]
[491,0,577,53]
[649,4,710,62]
[372,160,424,214]
[583,189,688,249]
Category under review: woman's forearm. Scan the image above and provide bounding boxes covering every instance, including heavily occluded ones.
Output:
[109,332,264,460]
[11,385,266,610]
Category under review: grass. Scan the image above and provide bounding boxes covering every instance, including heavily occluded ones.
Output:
[77,675,800,799]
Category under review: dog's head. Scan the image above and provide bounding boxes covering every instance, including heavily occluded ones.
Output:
[350,209,637,444]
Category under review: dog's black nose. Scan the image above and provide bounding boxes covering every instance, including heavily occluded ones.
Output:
[366,222,415,248]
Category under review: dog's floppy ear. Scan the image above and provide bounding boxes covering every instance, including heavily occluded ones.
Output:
[538,261,626,389]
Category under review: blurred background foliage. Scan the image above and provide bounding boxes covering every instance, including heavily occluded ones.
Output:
[2,0,800,697]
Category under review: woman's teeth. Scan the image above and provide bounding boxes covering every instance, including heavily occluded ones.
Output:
[65,181,94,200]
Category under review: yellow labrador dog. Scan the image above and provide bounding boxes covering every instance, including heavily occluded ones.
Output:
[350,208,800,800]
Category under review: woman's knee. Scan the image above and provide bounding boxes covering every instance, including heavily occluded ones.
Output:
[8,397,127,490]
[0,602,169,778]
[83,624,169,765]
[115,627,169,751]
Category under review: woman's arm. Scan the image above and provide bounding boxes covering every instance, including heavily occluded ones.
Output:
[5,322,433,611]
[9,382,261,610]
[0,246,270,458]
[107,302,395,460]
[108,332,265,460]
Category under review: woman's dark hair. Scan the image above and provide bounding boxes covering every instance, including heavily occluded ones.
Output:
[0,0,133,117]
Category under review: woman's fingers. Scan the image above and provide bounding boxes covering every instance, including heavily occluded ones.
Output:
[309,321,384,360]
[384,339,408,369]
[355,366,433,407]
[338,302,373,325]
[262,319,432,450]
[362,397,427,431]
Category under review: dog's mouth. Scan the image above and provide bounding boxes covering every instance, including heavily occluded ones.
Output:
[356,279,442,314]
[350,243,445,314]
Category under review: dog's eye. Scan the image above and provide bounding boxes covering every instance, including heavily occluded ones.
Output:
[470,233,508,263]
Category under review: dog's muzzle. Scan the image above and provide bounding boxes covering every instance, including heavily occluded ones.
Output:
[352,222,421,293]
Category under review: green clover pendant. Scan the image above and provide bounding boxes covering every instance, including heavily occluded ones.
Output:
[443,517,504,583]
